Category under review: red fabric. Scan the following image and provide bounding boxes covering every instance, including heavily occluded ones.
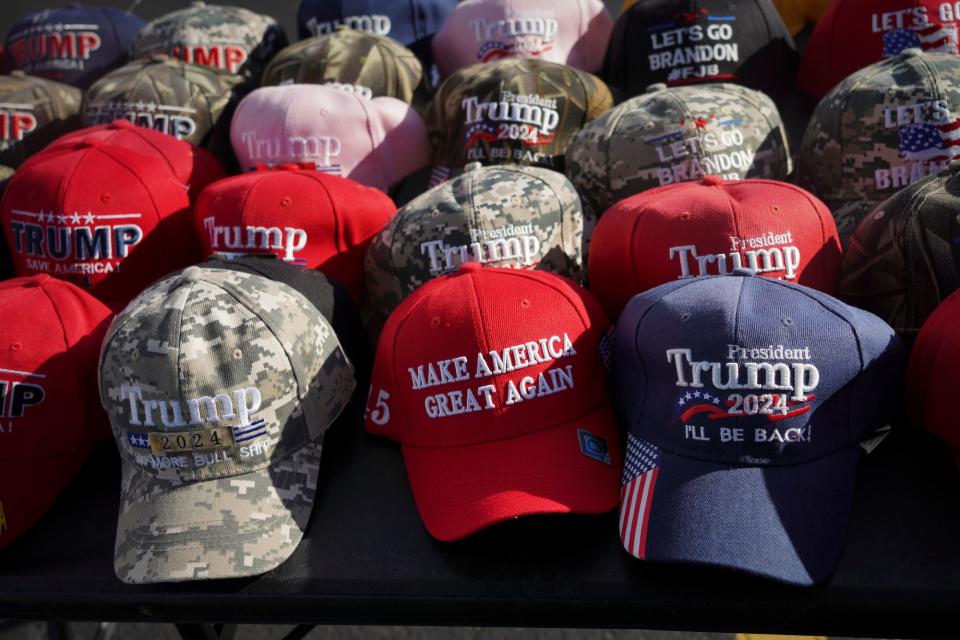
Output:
[366,265,621,540]
[44,120,225,203]
[0,275,113,548]
[587,177,843,320]
[798,0,953,97]
[0,139,200,308]
[193,165,396,306]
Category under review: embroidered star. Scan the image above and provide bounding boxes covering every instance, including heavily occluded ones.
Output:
[694,117,709,129]
[56,214,67,225]
[70,212,81,224]
[84,213,96,225]
[134,100,145,111]
[693,391,701,398]
[677,399,684,407]
[146,102,157,113]
[713,396,722,405]
[684,392,692,401]
[681,11,699,24]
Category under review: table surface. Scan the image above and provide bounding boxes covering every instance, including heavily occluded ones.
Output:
[0,392,958,639]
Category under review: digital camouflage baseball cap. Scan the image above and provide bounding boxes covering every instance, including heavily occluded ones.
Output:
[565,82,791,221]
[365,161,587,327]
[130,2,288,87]
[426,58,612,180]
[82,55,242,149]
[99,266,355,583]
[261,29,431,111]
[797,48,960,243]
[0,71,81,168]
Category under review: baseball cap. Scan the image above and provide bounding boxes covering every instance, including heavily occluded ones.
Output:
[798,0,960,98]
[0,166,10,280]
[194,163,397,305]
[431,0,614,78]
[565,82,791,221]
[366,264,622,541]
[44,120,224,203]
[297,0,458,67]
[614,270,905,585]
[603,0,798,101]
[4,4,144,89]
[426,58,612,179]
[837,160,960,340]
[130,2,288,86]
[200,254,373,385]
[99,266,355,582]
[365,162,588,328]
[0,72,81,168]
[82,55,242,149]
[260,30,432,111]
[0,137,199,307]
[589,177,842,320]
[797,48,960,242]
[0,274,112,549]
[907,289,960,466]
[773,0,832,36]
[230,84,430,191]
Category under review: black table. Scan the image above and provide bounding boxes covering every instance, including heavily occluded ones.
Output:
[1,396,958,639]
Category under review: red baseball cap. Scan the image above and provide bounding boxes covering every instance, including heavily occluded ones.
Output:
[798,0,960,97]
[194,164,397,305]
[0,274,113,549]
[40,120,225,203]
[907,289,960,467]
[587,177,843,320]
[365,263,622,541]
[0,138,200,308]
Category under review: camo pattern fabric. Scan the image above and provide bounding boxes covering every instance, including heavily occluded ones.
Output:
[839,162,960,336]
[261,29,432,112]
[82,55,243,148]
[565,82,791,221]
[426,58,612,174]
[0,73,81,167]
[130,2,288,85]
[798,49,960,243]
[365,163,586,325]
[99,266,355,583]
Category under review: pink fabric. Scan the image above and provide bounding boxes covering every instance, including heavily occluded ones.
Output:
[230,84,430,191]
[432,0,613,78]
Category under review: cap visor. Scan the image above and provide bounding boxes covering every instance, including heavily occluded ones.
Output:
[0,450,89,548]
[114,440,322,583]
[621,438,860,586]
[402,403,622,542]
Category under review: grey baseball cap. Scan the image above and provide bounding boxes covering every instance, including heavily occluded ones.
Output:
[98,266,355,583]
[565,82,791,220]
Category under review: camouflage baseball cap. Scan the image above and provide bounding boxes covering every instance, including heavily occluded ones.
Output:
[798,48,960,243]
[0,71,81,168]
[426,58,612,179]
[99,266,355,583]
[261,29,432,111]
[82,55,242,150]
[565,82,791,221]
[365,162,586,327]
[130,1,288,87]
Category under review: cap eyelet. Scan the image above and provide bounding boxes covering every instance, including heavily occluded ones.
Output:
[430,317,442,327]
[100,193,112,203]
[280,196,292,207]
[771,204,781,213]
[519,299,531,308]
[874,211,886,221]
[782,317,793,326]
[431,209,440,218]
[130,350,141,361]
[680,313,690,322]
[679,211,691,221]
[9,342,21,352]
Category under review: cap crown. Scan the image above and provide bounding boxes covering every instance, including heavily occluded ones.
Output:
[131,2,288,84]
[4,6,144,89]
[614,273,904,465]
[426,58,612,174]
[99,267,355,483]
[82,56,242,147]
[366,266,613,447]
[261,30,430,109]
[565,83,790,219]
[798,49,960,239]
[0,73,81,168]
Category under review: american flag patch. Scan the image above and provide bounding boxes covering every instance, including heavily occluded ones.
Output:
[883,23,960,57]
[898,120,960,163]
[619,433,661,559]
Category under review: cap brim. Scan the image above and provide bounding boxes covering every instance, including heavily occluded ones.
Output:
[114,440,322,583]
[0,450,89,548]
[402,403,622,542]
[620,438,860,586]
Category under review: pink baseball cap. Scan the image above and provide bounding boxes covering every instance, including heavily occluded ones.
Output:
[431,0,613,78]
[230,84,430,191]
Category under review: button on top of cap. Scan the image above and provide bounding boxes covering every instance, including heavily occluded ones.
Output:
[645,83,668,93]
[459,262,483,274]
[901,47,923,58]
[464,162,482,173]
[25,274,52,287]
[701,175,723,186]
[180,266,204,283]
[112,119,134,129]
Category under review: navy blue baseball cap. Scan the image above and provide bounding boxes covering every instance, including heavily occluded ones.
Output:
[613,270,904,585]
[297,0,458,67]
[4,4,144,89]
